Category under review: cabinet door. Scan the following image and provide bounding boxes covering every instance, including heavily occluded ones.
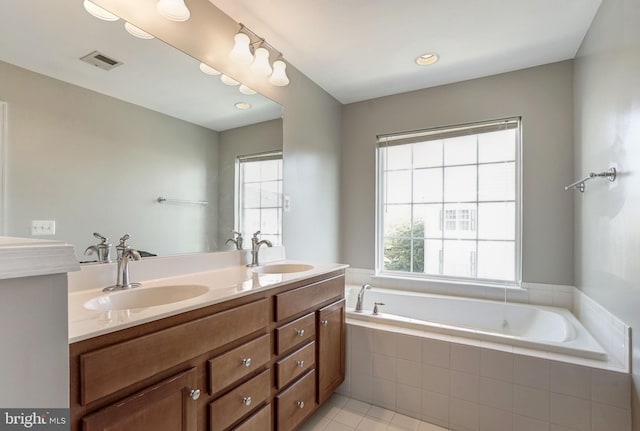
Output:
[82,368,199,431]
[317,299,345,404]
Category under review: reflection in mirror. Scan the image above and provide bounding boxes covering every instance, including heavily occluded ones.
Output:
[0,0,283,261]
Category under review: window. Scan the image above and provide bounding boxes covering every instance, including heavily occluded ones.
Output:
[236,151,283,246]
[376,118,521,286]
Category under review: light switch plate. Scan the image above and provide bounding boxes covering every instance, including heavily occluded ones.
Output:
[31,220,56,235]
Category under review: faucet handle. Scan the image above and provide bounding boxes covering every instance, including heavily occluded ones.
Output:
[373,302,385,315]
[93,232,109,243]
[118,233,131,245]
[252,230,261,238]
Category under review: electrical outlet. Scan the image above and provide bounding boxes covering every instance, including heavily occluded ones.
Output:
[31,220,56,236]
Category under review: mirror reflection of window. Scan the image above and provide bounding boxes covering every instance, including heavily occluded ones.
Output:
[236,151,284,246]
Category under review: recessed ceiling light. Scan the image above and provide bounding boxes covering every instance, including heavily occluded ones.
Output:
[235,102,252,110]
[415,53,439,66]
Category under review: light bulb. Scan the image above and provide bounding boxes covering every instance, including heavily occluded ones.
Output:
[124,22,154,39]
[250,47,272,76]
[269,60,289,86]
[220,74,240,86]
[239,85,257,95]
[229,33,253,65]
[199,63,220,75]
[157,0,190,22]
[83,0,119,21]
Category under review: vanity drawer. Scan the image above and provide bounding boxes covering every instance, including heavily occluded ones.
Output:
[80,299,269,405]
[231,404,272,431]
[275,313,315,354]
[276,369,316,431]
[209,334,271,395]
[275,341,315,389]
[209,369,271,431]
[275,275,344,321]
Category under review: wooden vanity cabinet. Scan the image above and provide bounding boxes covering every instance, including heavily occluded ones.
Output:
[69,269,345,431]
[317,299,346,405]
[82,368,199,431]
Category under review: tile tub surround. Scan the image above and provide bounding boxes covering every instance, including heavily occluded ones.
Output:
[337,323,631,431]
[346,268,631,371]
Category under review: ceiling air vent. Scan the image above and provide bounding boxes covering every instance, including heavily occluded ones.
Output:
[80,50,123,71]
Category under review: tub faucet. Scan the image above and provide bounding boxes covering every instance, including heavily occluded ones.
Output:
[247,231,272,267]
[355,284,372,312]
[104,234,141,291]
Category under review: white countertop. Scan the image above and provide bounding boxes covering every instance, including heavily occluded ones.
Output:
[68,261,347,343]
[0,236,79,280]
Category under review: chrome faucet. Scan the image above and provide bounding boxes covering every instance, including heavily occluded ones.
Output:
[355,284,372,312]
[247,231,272,267]
[225,230,244,250]
[84,232,112,263]
[104,234,141,291]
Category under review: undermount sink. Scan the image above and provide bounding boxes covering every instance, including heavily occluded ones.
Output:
[255,263,314,274]
[84,284,209,311]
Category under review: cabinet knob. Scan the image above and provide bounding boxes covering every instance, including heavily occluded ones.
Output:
[320,320,328,326]
[242,396,252,406]
[189,389,201,401]
[241,357,252,367]
[296,360,305,368]
[296,400,305,409]
[296,329,305,337]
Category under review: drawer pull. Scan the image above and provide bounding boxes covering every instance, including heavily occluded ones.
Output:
[320,320,328,326]
[189,389,201,401]
[296,329,305,337]
[242,396,252,406]
[296,400,305,409]
[241,357,252,367]
[296,360,305,368]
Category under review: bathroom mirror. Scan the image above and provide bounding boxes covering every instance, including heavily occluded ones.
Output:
[0,0,283,260]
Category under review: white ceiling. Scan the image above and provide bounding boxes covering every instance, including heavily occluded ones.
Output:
[210,0,602,104]
[0,0,602,123]
[0,0,282,131]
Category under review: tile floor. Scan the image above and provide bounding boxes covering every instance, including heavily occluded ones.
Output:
[300,394,448,431]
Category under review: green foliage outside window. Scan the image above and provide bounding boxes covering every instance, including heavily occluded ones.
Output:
[384,220,424,273]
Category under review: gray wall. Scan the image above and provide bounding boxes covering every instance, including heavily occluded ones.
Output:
[0,60,219,258]
[573,0,640,427]
[97,0,343,263]
[218,118,283,248]
[341,61,575,285]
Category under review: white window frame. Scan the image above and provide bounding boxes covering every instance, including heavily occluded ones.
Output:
[375,117,523,288]
[235,150,284,246]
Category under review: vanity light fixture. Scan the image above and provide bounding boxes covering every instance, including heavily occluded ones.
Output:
[250,46,273,76]
[229,24,290,87]
[220,74,240,86]
[199,62,221,75]
[239,85,257,95]
[230,32,254,65]
[83,0,119,21]
[124,22,154,39]
[415,53,439,66]
[235,102,252,110]
[269,59,289,87]
[156,0,190,22]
